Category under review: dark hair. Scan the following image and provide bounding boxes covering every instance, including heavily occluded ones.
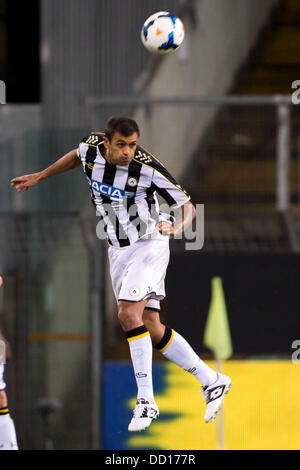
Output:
[105,116,140,141]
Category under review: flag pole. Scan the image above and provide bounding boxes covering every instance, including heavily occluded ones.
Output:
[203,277,233,451]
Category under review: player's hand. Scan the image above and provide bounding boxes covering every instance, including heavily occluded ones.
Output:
[10,173,42,192]
[157,222,175,238]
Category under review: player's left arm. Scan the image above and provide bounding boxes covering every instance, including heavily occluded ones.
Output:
[157,200,196,237]
[135,147,195,237]
[146,155,194,237]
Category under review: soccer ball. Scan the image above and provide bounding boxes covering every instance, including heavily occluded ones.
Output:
[141,11,185,55]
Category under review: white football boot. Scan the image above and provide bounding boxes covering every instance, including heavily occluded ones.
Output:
[128,399,159,432]
[201,373,232,423]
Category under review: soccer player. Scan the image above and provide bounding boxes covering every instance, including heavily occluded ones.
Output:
[11,116,232,432]
[0,277,19,449]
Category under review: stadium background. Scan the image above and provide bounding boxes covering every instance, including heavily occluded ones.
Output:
[0,0,300,450]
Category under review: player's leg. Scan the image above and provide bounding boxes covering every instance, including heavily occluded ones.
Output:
[0,365,18,450]
[118,300,159,432]
[118,299,152,398]
[109,236,168,431]
[0,389,7,408]
[142,308,165,345]
[118,299,148,332]
[143,308,217,385]
[143,309,232,423]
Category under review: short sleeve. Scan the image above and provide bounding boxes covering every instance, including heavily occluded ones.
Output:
[151,167,191,208]
[77,136,91,161]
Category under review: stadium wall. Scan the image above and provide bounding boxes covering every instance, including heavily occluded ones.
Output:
[133,0,280,179]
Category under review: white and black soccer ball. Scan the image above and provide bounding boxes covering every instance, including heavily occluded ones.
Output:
[141,11,185,55]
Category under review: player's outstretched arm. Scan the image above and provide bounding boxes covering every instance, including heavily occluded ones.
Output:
[10,149,81,193]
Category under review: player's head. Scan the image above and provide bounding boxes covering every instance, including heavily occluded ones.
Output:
[105,116,140,142]
[103,116,140,166]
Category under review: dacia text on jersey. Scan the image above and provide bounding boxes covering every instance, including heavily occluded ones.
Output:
[87,177,136,200]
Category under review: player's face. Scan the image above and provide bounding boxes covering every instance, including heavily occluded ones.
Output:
[103,132,138,166]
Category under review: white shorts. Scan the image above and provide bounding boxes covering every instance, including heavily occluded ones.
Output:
[108,232,170,312]
[0,364,6,390]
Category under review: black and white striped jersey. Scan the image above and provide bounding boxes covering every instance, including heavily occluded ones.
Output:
[77,132,191,248]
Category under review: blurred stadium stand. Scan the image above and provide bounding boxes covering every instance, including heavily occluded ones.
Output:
[184,0,300,252]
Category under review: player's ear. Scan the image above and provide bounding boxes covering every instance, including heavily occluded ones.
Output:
[103,136,110,149]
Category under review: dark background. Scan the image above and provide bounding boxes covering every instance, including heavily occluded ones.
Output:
[0,0,40,102]
[166,252,300,356]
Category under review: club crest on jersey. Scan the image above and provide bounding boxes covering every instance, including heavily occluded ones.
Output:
[129,287,140,298]
[87,178,135,200]
[127,177,138,188]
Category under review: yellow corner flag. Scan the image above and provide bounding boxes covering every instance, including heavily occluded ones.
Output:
[203,277,233,361]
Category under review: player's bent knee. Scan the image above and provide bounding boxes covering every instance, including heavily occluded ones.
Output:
[0,390,8,408]
[118,305,142,331]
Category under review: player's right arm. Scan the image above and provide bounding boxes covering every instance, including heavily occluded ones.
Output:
[10,148,81,193]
